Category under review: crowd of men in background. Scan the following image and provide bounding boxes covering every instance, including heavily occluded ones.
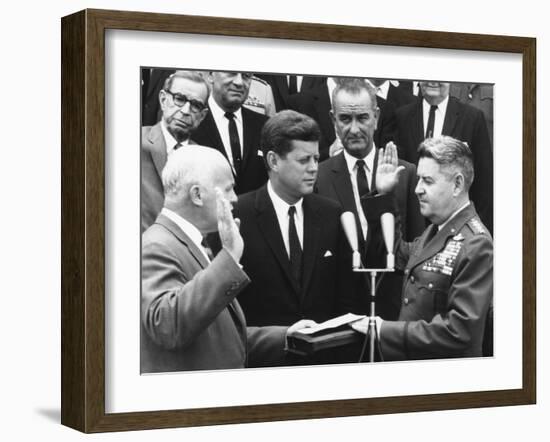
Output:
[140,69,494,372]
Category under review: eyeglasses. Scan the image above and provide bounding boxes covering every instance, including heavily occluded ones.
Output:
[164,90,206,113]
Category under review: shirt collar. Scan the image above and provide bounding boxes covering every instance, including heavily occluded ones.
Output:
[438,201,471,230]
[161,208,204,248]
[375,80,390,100]
[267,180,304,219]
[342,144,376,175]
[160,120,189,154]
[423,94,450,115]
[208,95,243,123]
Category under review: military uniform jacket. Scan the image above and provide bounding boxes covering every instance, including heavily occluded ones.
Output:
[365,201,493,361]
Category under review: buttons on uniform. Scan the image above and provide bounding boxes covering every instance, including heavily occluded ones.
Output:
[451,228,456,233]
[410,275,415,283]
[404,269,409,276]
[404,298,409,305]
[428,282,433,289]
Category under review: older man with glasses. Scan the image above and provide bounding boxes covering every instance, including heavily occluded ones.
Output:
[141,70,210,233]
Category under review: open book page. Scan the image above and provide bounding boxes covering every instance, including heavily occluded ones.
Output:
[295,313,366,335]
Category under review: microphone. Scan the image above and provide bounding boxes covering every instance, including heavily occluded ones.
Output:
[380,212,395,269]
[340,211,361,269]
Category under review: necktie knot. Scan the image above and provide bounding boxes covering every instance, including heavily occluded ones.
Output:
[224,112,235,121]
[288,205,297,217]
[356,159,366,170]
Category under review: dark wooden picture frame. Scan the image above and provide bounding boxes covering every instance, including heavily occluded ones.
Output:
[61,8,536,433]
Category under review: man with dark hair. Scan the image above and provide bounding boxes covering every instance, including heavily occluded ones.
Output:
[193,71,269,195]
[316,78,424,320]
[141,70,210,233]
[234,110,356,338]
[353,136,493,360]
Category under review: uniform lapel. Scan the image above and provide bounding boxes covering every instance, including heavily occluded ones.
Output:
[407,205,475,271]
[255,186,301,296]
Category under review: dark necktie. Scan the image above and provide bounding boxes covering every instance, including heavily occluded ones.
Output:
[225,112,242,176]
[288,206,302,288]
[425,105,438,139]
[200,237,214,261]
[356,159,370,197]
[288,75,298,95]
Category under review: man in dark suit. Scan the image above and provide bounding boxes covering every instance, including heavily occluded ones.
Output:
[235,110,356,331]
[394,81,493,232]
[353,138,493,360]
[192,71,268,195]
[141,146,315,373]
[368,79,417,111]
[316,79,424,319]
[141,71,210,233]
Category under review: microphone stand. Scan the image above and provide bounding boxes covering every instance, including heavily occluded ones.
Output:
[353,265,394,362]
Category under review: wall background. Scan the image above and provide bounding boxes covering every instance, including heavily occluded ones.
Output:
[1,1,545,440]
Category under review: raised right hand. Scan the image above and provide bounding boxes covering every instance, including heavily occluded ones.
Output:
[216,188,244,262]
[376,142,405,195]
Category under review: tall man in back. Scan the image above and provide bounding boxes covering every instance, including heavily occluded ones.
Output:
[141,146,314,372]
[394,81,493,232]
[316,79,424,319]
[193,71,269,195]
[235,110,356,331]
[141,71,210,233]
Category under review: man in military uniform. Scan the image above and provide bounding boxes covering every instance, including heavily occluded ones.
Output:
[352,136,493,360]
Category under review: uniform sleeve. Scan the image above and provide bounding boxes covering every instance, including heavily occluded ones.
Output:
[141,243,250,350]
[380,234,493,360]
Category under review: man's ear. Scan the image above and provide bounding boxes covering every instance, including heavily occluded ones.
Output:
[196,107,209,126]
[453,173,465,196]
[373,106,380,125]
[188,184,203,206]
[266,151,278,172]
[159,89,168,112]
[329,110,336,128]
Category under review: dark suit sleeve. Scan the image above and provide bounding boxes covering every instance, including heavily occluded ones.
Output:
[246,326,287,367]
[469,112,493,233]
[380,234,493,360]
[141,243,250,350]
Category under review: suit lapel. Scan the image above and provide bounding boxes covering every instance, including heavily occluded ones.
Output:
[155,214,210,269]
[255,186,301,296]
[301,196,322,299]
[147,124,168,178]
[202,111,228,159]
[240,108,256,172]
[442,96,460,136]
[412,101,424,160]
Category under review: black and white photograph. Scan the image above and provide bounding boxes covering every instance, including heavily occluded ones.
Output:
[139,69,494,373]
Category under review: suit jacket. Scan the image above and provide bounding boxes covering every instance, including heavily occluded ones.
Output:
[142,68,174,126]
[234,185,356,327]
[362,198,493,360]
[394,96,493,232]
[316,151,425,319]
[386,83,417,110]
[141,214,288,372]
[192,106,268,195]
[141,123,199,234]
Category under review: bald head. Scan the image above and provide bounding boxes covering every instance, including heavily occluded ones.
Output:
[162,146,236,233]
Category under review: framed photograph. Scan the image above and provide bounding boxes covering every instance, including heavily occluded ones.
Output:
[61,8,536,433]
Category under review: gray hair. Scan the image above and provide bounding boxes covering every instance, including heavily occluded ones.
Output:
[331,78,378,112]
[163,70,210,97]
[418,136,475,190]
[161,145,227,202]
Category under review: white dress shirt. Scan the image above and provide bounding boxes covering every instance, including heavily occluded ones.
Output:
[267,180,304,256]
[208,96,244,170]
[422,95,449,139]
[286,74,303,93]
[342,147,376,240]
[160,120,190,157]
[161,208,210,262]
